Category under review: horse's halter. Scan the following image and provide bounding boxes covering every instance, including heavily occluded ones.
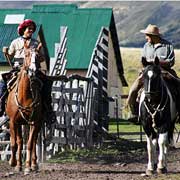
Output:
[144,68,162,98]
[143,68,169,128]
[24,48,38,77]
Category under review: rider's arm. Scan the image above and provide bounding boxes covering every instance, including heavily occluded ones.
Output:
[7,40,16,60]
[36,41,48,75]
[2,46,14,60]
[159,42,175,68]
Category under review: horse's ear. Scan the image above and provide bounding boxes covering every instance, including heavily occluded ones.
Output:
[141,57,148,67]
[154,56,159,65]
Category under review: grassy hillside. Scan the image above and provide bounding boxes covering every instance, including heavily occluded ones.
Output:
[121,47,180,95]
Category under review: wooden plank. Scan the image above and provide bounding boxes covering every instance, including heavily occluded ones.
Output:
[65,112,75,118]
[75,113,86,118]
[121,94,128,99]
[52,86,63,91]
[56,111,65,117]
[68,137,86,144]
[64,99,85,106]
[0,150,26,155]
[0,151,11,155]
[0,141,10,145]
[54,124,67,130]
[0,132,9,138]
[62,88,83,94]
[52,98,61,103]
[68,74,93,82]
[51,137,67,144]
[74,125,86,131]
[56,111,84,118]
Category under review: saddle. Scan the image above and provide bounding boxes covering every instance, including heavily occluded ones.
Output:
[2,70,19,92]
[161,70,180,102]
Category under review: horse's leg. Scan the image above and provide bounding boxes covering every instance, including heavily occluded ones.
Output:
[152,138,158,169]
[15,124,23,172]
[157,132,168,174]
[146,135,157,175]
[24,126,33,174]
[9,121,17,167]
[31,125,41,171]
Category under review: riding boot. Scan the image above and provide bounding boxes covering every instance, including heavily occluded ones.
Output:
[128,102,139,124]
[41,78,56,126]
[0,79,7,117]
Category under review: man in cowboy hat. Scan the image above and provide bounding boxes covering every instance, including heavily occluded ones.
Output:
[126,24,179,123]
[1,19,56,125]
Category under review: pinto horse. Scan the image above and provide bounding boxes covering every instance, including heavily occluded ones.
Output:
[6,46,43,174]
[139,57,178,175]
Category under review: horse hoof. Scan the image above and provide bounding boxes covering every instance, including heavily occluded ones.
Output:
[15,166,22,172]
[157,167,167,174]
[9,159,17,167]
[24,167,31,175]
[146,169,154,176]
[31,164,39,172]
[154,163,157,171]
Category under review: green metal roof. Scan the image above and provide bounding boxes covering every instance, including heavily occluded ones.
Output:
[0,4,113,69]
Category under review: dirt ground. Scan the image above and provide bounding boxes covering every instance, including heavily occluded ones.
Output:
[1,142,180,180]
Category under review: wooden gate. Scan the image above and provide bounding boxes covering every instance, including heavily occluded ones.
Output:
[44,75,94,158]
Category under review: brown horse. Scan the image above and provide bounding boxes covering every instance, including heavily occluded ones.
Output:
[6,46,43,174]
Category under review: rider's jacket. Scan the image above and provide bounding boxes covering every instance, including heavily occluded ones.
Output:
[142,38,175,68]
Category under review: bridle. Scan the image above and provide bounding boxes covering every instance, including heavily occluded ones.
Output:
[14,48,42,123]
[143,71,169,129]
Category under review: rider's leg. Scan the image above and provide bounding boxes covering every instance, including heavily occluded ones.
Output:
[126,74,143,118]
[0,76,7,116]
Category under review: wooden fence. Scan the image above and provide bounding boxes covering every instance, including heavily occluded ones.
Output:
[40,74,94,160]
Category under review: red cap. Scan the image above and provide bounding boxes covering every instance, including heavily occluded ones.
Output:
[18,19,36,36]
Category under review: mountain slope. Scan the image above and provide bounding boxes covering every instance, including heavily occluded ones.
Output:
[80,1,180,48]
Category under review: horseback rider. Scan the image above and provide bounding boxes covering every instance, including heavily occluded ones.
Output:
[1,19,56,124]
[127,24,180,122]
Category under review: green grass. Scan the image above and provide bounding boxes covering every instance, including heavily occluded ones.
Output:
[109,118,140,134]
[109,118,145,142]
[48,137,146,164]
[108,118,180,142]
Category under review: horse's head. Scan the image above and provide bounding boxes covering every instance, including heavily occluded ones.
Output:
[142,57,162,100]
[23,47,41,77]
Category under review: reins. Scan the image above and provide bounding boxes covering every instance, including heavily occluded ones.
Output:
[143,77,169,129]
[14,70,41,123]
[14,49,42,123]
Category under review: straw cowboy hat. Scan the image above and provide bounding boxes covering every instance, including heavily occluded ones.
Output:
[140,24,161,36]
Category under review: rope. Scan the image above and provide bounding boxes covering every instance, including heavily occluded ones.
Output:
[143,82,169,129]
[14,70,41,123]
